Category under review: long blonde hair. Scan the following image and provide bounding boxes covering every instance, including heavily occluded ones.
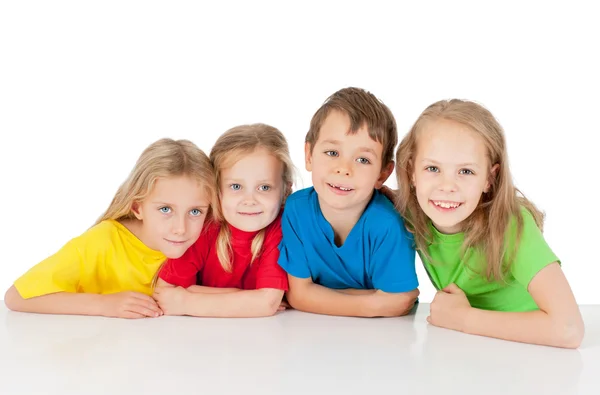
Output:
[395,99,544,282]
[96,138,217,226]
[210,124,294,273]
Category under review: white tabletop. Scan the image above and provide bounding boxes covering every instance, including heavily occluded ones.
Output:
[0,303,598,395]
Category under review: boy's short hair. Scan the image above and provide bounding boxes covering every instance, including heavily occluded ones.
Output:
[305,87,398,166]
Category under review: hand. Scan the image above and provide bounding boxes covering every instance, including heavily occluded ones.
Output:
[427,283,472,332]
[278,300,291,312]
[153,286,190,316]
[103,291,163,319]
[378,185,398,205]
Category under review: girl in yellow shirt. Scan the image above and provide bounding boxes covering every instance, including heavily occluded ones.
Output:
[4,138,216,319]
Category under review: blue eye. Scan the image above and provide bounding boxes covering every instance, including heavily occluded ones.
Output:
[459,169,474,175]
[159,207,172,214]
[356,157,371,165]
[190,208,202,216]
[325,150,338,157]
[426,166,439,173]
[258,185,271,192]
[230,184,241,191]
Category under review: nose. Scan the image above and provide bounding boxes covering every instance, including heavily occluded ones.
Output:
[241,188,258,205]
[438,172,458,192]
[334,158,352,177]
[171,214,186,236]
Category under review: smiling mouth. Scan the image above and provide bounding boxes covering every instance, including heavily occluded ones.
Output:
[431,200,463,209]
[238,212,263,216]
[165,239,187,245]
[327,183,354,192]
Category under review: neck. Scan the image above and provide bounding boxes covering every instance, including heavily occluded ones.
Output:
[318,197,369,247]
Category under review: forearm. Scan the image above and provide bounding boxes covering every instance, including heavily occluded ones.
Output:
[337,289,377,295]
[183,288,283,318]
[287,283,375,317]
[186,285,241,294]
[4,286,106,316]
[464,308,584,349]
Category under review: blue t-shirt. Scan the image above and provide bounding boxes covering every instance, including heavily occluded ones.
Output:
[278,187,418,293]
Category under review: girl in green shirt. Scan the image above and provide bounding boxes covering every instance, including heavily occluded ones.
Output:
[393,99,584,348]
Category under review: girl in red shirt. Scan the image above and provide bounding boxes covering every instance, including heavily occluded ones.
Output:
[154,124,294,317]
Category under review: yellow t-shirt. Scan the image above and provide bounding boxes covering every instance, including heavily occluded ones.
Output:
[14,220,166,298]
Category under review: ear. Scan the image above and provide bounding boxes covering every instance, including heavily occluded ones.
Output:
[375,161,394,189]
[304,142,313,172]
[484,163,500,193]
[131,201,143,220]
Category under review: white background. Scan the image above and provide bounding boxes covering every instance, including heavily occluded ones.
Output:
[1,1,598,303]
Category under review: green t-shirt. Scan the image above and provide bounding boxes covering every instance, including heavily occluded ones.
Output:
[419,207,559,312]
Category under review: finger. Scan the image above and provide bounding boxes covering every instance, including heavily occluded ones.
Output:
[121,310,147,319]
[426,315,432,324]
[277,305,286,311]
[127,303,161,318]
[442,283,462,294]
[131,292,160,304]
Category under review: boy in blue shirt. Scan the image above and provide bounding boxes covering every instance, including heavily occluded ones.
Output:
[278,87,419,317]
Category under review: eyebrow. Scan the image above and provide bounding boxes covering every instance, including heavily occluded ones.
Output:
[152,201,210,208]
[222,178,276,184]
[321,139,379,158]
[421,158,480,168]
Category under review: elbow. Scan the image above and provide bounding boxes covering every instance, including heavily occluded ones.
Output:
[258,289,284,317]
[285,288,302,310]
[555,320,585,349]
[4,286,24,312]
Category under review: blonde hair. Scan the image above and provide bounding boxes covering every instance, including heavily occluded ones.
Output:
[395,99,544,282]
[210,124,294,272]
[306,87,398,167]
[96,138,217,225]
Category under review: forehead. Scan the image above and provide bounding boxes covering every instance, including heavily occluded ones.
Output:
[318,110,382,151]
[417,119,488,164]
[149,175,208,202]
[221,148,283,181]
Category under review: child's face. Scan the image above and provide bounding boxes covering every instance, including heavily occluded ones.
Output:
[306,110,391,214]
[219,148,285,232]
[411,119,496,234]
[134,175,210,258]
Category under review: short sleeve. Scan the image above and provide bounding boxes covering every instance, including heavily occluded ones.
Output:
[510,208,559,287]
[370,217,419,293]
[14,240,82,299]
[277,205,311,279]
[159,240,204,288]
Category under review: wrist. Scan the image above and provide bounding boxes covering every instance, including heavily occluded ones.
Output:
[461,306,476,334]
[362,292,380,317]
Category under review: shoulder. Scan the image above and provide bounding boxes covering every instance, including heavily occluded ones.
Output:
[285,187,316,208]
[281,187,317,223]
[363,190,407,233]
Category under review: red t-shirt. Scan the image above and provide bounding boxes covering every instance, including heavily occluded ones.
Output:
[158,213,288,291]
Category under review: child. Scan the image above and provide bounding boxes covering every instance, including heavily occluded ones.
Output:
[277,87,419,318]
[154,124,293,318]
[4,138,216,319]
[394,99,584,348]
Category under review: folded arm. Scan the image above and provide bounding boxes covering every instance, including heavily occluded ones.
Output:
[286,275,418,317]
[4,286,162,318]
[463,263,584,348]
[154,278,284,317]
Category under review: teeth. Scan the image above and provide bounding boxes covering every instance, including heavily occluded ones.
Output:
[434,201,460,208]
[330,183,352,191]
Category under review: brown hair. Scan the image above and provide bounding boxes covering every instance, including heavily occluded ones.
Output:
[210,124,294,272]
[395,99,544,282]
[306,87,398,167]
